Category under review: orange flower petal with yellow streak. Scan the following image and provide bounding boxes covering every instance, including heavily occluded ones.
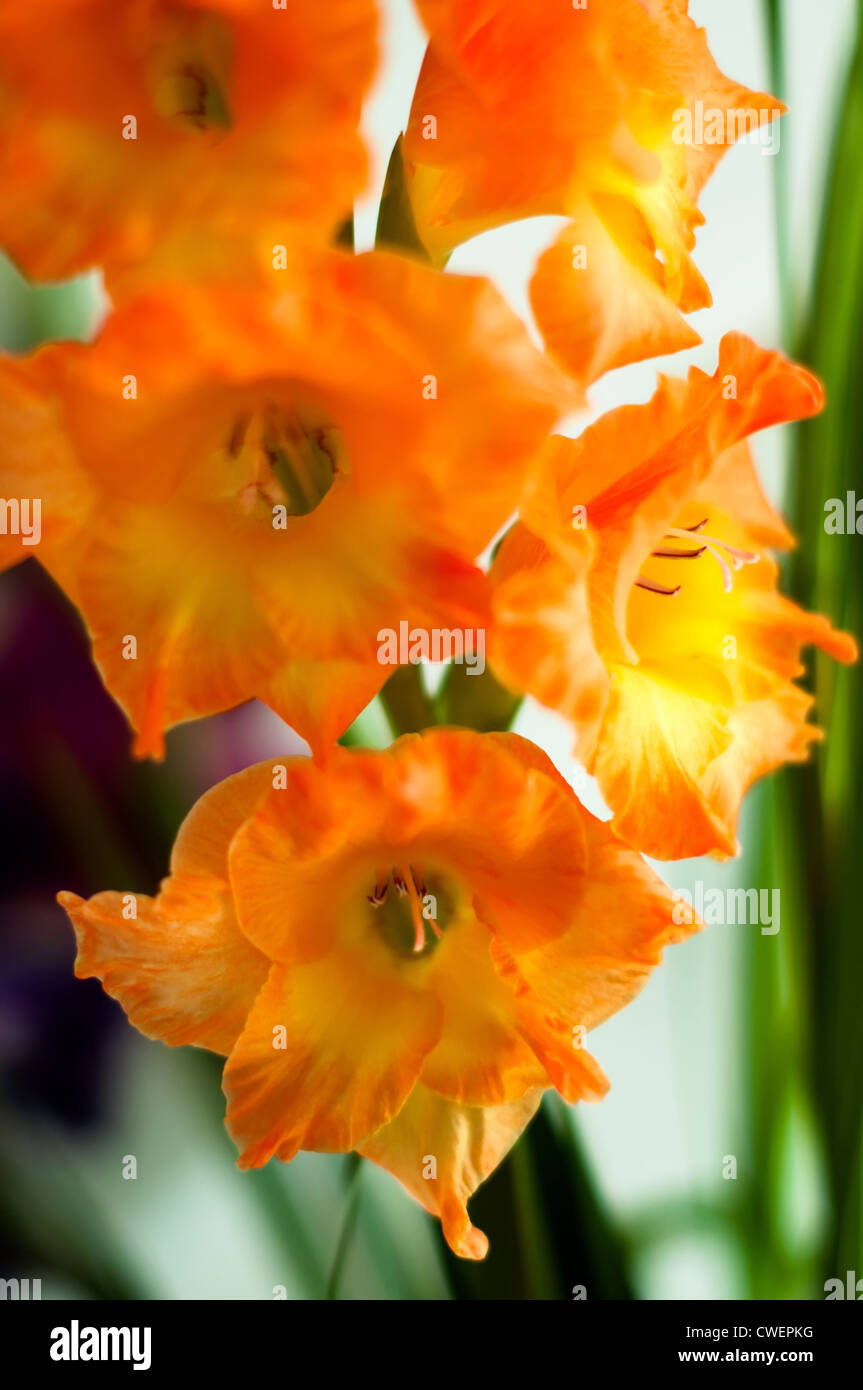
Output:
[59,730,692,1257]
[491,335,857,860]
[58,764,275,1054]
[0,249,568,757]
[223,732,690,1114]
[406,0,780,384]
[416,918,550,1106]
[358,1084,543,1261]
[225,735,612,1112]
[0,0,378,293]
[529,203,702,387]
[223,948,444,1166]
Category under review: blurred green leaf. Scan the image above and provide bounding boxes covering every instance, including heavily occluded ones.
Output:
[0,255,102,352]
[379,663,436,736]
[764,0,863,1289]
[436,664,523,732]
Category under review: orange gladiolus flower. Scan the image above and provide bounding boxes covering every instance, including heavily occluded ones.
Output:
[0,0,377,292]
[0,248,568,756]
[58,729,692,1258]
[404,0,779,385]
[490,335,858,861]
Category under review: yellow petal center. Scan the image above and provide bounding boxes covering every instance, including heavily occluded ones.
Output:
[634,514,759,600]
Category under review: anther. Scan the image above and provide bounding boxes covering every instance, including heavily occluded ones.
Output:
[651,544,706,559]
[635,517,759,598]
[369,865,441,954]
[665,527,759,595]
[635,576,681,597]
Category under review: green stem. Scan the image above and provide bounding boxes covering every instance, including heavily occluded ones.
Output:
[763,0,863,1291]
[763,0,793,346]
[435,663,523,732]
[379,663,437,737]
[326,1153,364,1299]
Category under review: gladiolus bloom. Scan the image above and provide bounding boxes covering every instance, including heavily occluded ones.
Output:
[0,248,569,756]
[59,729,692,1258]
[0,0,378,293]
[490,335,858,861]
[404,0,779,386]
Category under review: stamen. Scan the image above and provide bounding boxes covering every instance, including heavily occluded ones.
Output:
[635,576,681,597]
[651,544,706,559]
[264,413,337,516]
[634,518,760,598]
[367,868,390,908]
[227,406,341,518]
[652,517,709,559]
[364,856,447,956]
[227,413,250,457]
[665,527,760,595]
[368,864,442,954]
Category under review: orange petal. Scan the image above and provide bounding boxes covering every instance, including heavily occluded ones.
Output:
[495,792,698,1067]
[490,335,851,859]
[223,941,443,1165]
[58,880,269,1055]
[226,749,403,966]
[419,917,548,1106]
[225,741,546,1114]
[56,761,279,1051]
[408,0,780,376]
[492,335,827,711]
[0,354,98,574]
[225,731,685,1106]
[702,440,795,551]
[0,0,379,290]
[475,775,692,1095]
[385,729,593,954]
[490,530,609,753]
[530,203,702,386]
[227,733,592,966]
[170,760,277,878]
[260,657,387,758]
[2,254,566,756]
[589,662,739,859]
[358,1082,542,1260]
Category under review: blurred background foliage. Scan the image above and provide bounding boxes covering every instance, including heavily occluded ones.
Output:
[1,0,861,1299]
